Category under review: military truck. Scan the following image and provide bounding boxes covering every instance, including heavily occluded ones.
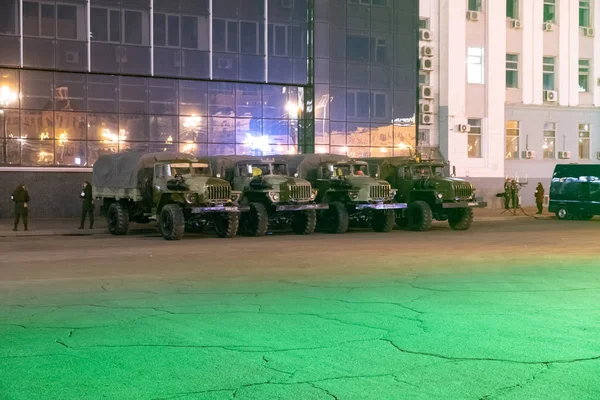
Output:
[363,156,484,231]
[92,152,244,240]
[284,154,407,234]
[209,156,327,236]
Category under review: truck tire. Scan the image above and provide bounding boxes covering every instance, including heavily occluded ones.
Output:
[159,204,185,240]
[556,206,569,220]
[448,207,474,231]
[241,202,268,237]
[107,202,129,235]
[324,201,349,234]
[407,200,433,232]
[214,213,240,238]
[371,210,395,232]
[292,210,317,235]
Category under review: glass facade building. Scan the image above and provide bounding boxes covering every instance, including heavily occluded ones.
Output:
[0,0,418,167]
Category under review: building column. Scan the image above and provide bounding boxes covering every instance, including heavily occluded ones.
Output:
[559,0,579,106]
[484,0,506,177]
[523,0,544,104]
[438,0,467,174]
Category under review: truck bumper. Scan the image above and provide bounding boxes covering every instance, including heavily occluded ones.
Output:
[355,203,408,210]
[275,203,329,212]
[190,205,248,213]
[442,201,486,209]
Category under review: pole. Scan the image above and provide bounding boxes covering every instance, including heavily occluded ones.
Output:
[1,110,6,163]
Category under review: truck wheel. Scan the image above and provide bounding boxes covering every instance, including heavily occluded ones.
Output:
[159,204,185,240]
[241,202,268,237]
[407,201,433,232]
[395,216,408,229]
[324,201,349,234]
[556,206,569,220]
[448,208,474,231]
[107,202,129,235]
[292,210,317,235]
[215,213,240,238]
[371,210,395,232]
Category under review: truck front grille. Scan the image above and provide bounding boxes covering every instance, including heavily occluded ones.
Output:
[370,185,390,199]
[290,184,311,200]
[207,185,231,201]
[452,183,473,198]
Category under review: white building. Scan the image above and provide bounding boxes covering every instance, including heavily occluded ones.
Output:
[418,0,600,206]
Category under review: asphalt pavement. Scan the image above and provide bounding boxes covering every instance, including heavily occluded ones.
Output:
[1,216,599,399]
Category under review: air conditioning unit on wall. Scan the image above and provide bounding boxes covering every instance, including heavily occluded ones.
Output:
[543,22,554,32]
[420,103,433,114]
[511,20,522,29]
[457,124,470,133]
[558,151,572,159]
[420,57,433,71]
[544,90,558,102]
[522,150,536,159]
[420,114,433,125]
[421,46,434,57]
[596,152,600,160]
[584,27,595,37]
[466,11,479,21]
[420,86,433,99]
[420,29,432,41]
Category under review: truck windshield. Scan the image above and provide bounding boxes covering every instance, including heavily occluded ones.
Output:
[331,163,370,177]
[410,165,445,178]
[249,163,289,176]
[169,163,211,177]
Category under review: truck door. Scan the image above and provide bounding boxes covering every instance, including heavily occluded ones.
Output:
[232,164,252,193]
[396,166,414,202]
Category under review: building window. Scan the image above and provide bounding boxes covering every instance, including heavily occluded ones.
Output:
[468,0,483,12]
[347,34,370,62]
[506,54,519,88]
[543,57,555,90]
[579,59,590,92]
[507,0,519,19]
[269,24,289,57]
[579,123,591,159]
[467,47,485,84]
[543,122,556,159]
[580,0,591,27]
[91,7,121,43]
[505,120,520,159]
[543,0,556,23]
[213,19,239,53]
[467,119,482,158]
[346,90,370,120]
[23,1,84,40]
[419,18,430,29]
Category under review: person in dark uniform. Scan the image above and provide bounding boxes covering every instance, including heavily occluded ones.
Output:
[79,181,94,229]
[11,184,29,231]
[535,182,545,214]
[503,178,511,209]
[510,180,519,209]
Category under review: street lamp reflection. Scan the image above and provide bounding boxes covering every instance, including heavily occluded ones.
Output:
[1,86,17,163]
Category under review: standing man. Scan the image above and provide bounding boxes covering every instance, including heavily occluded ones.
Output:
[11,184,29,231]
[79,181,94,229]
[511,180,519,209]
[503,178,511,209]
[535,182,545,214]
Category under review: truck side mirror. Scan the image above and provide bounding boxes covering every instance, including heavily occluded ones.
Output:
[452,166,456,177]
[247,165,253,177]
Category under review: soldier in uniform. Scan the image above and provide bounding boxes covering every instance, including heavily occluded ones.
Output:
[510,180,519,209]
[11,184,29,231]
[79,181,94,229]
[503,178,511,209]
[535,182,545,214]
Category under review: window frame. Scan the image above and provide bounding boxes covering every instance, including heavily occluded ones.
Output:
[578,59,590,92]
[467,47,485,85]
[579,0,591,27]
[468,0,483,12]
[578,123,591,160]
[506,0,519,19]
[467,118,482,159]
[543,0,556,23]
[506,53,519,89]
[543,122,556,160]
[505,120,520,159]
[543,56,556,91]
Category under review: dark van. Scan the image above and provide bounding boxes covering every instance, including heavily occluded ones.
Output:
[549,164,600,220]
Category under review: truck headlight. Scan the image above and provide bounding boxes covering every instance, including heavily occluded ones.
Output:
[436,193,444,200]
[349,191,359,200]
[268,191,280,202]
[185,193,197,204]
[310,189,318,200]
[390,189,397,198]
[230,192,241,202]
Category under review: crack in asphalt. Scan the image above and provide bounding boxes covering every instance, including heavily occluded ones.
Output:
[479,364,551,399]
[382,339,600,365]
